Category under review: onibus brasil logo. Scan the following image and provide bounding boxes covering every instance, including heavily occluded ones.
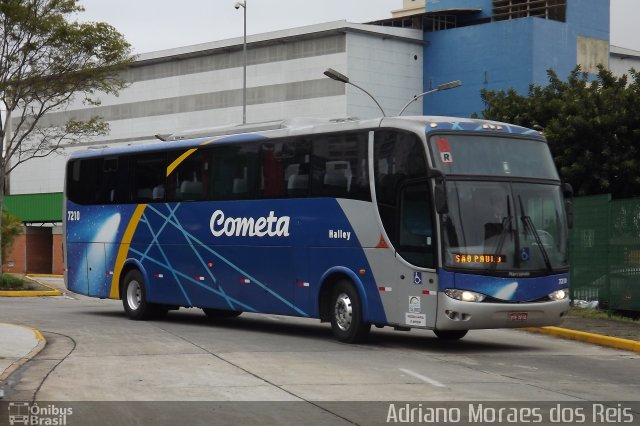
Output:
[8,402,73,425]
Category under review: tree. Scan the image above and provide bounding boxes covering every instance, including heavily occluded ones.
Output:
[1,0,132,269]
[477,65,640,198]
[1,208,21,264]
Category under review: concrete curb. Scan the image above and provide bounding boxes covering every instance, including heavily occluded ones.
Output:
[522,326,640,353]
[0,275,62,297]
[27,274,64,279]
[0,324,47,383]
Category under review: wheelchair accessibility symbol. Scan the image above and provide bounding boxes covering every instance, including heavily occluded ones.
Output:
[520,247,530,262]
[413,272,423,285]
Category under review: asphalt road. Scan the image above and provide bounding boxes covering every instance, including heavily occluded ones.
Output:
[1,284,639,425]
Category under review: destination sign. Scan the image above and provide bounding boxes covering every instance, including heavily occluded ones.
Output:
[454,254,506,264]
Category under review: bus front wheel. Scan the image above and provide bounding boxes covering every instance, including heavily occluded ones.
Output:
[122,269,165,320]
[433,329,468,340]
[330,280,371,343]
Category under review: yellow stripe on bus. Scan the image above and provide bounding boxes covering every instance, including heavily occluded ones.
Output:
[165,137,223,177]
[109,204,147,299]
[166,148,198,177]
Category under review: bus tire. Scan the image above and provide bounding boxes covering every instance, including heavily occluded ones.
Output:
[330,280,371,343]
[202,308,242,318]
[433,329,468,340]
[122,269,158,320]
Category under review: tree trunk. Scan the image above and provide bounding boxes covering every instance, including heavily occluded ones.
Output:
[0,182,5,278]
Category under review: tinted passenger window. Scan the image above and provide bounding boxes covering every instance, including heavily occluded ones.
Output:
[260,139,311,198]
[208,144,259,200]
[167,150,208,201]
[312,132,370,201]
[67,157,129,205]
[67,159,99,205]
[131,154,166,202]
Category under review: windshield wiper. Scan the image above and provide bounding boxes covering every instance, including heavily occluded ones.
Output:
[490,195,512,272]
[518,195,552,272]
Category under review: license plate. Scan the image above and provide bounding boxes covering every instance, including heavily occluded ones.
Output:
[509,312,528,321]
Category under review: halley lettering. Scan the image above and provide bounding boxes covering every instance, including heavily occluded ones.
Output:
[328,229,351,241]
[210,210,290,237]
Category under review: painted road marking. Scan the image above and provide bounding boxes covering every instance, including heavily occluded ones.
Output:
[399,368,446,388]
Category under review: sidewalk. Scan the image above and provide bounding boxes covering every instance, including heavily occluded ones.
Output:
[0,323,46,386]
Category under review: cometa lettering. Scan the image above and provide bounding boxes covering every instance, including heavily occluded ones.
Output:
[210,210,290,237]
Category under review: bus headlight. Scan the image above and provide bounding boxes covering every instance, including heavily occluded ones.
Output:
[548,289,568,301]
[444,289,486,303]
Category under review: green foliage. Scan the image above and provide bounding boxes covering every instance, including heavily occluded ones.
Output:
[478,66,640,197]
[0,0,132,267]
[0,0,133,173]
[0,273,27,289]
[1,209,22,262]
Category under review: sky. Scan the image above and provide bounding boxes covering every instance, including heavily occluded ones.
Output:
[75,0,640,54]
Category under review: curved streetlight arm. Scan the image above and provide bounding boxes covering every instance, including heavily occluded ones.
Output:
[324,68,386,117]
[397,80,462,116]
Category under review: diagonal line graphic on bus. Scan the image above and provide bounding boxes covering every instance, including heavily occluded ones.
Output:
[160,203,220,287]
[145,203,309,317]
[129,247,257,312]
[139,203,180,259]
[138,206,194,307]
[155,203,240,311]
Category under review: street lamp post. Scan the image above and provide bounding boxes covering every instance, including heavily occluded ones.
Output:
[234,1,247,124]
[323,68,387,117]
[397,80,462,116]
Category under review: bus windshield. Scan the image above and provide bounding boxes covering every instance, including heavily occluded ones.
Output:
[429,134,559,180]
[442,181,569,274]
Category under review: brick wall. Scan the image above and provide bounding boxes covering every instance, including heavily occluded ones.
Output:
[2,226,63,275]
[3,233,27,274]
[52,232,64,275]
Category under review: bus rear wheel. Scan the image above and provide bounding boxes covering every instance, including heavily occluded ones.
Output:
[122,269,165,320]
[202,308,242,318]
[330,280,371,343]
[433,329,468,340]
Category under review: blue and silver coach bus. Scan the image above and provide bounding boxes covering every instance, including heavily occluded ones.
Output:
[64,116,572,342]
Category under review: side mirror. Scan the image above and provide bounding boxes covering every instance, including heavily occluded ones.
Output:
[434,181,448,214]
[429,169,448,214]
[561,183,574,229]
[427,168,444,179]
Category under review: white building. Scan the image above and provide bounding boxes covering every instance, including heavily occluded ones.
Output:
[610,45,640,79]
[10,21,424,195]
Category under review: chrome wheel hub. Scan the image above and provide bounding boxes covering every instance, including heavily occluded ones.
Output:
[334,292,353,331]
[126,280,142,311]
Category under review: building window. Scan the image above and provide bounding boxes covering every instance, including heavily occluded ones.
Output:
[493,0,566,22]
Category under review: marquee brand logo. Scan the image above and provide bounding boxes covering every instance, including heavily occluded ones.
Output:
[210,210,290,237]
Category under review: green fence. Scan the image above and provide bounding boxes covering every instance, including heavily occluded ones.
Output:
[570,194,640,313]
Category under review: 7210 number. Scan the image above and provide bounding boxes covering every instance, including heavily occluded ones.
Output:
[67,210,81,221]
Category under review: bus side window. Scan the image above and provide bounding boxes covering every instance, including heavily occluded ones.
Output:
[131,154,166,203]
[312,132,370,201]
[66,159,99,205]
[259,139,311,198]
[167,150,207,202]
[208,144,259,200]
[98,157,129,204]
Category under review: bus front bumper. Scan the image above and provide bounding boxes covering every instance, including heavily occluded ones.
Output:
[435,293,570,330]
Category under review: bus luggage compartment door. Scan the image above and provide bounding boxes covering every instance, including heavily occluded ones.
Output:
[86,242,108,297]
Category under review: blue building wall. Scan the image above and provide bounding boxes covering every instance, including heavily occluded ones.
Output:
[426,0,493,19]
[424,0,610,117]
